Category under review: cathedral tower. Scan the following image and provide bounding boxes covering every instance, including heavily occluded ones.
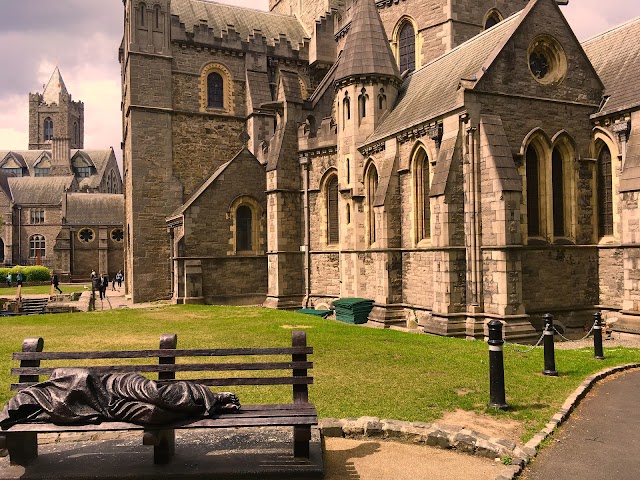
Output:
[29,67,84,150]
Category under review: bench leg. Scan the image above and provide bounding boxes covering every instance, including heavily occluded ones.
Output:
[293,426,311,459]
[144,429,175,464]
[6,432,38,466]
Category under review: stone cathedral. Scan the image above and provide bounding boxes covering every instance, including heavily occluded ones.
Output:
[121,0,640,339]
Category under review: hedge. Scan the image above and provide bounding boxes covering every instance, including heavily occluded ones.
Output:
[0,266,51,283]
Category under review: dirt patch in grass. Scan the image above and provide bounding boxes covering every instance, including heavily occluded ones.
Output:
[437,409,524,443]
[281,325,314,329]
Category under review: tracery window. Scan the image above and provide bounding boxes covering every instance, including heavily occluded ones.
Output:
[399,22,416,73]
[78,228,95,243]
[111,228,124,243]
[207,72,224,109]
[326,175,339,245]
[598,145,614,237]
[29,235,46,259]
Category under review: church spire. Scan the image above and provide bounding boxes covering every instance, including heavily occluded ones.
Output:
[334,0,400,84]
[42,67,69,105]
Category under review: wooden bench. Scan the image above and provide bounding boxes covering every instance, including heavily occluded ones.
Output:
[0,330,317,466]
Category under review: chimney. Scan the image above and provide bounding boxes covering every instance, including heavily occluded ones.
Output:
[51,137,72,175]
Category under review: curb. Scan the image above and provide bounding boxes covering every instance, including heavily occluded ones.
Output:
[493,363,640,480]
[319,416,517,461]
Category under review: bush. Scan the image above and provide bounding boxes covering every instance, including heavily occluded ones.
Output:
[0,266,52,283]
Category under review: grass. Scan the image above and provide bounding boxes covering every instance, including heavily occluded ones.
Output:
[0,304,638,442]
[0,284,89,296]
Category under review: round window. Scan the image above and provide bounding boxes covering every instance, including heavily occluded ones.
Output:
[78,228,95,243]
[528,35,567,85]
[111,228,124,243]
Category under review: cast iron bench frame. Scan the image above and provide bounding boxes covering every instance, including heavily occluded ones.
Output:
[0,330,316,466]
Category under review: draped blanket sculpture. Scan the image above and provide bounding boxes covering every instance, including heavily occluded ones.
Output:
[0,368,240,429]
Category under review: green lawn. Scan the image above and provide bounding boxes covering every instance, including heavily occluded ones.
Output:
[0,284,89,296]
[0,304,637,441]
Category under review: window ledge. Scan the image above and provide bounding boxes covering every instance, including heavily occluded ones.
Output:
[598,235,619,246]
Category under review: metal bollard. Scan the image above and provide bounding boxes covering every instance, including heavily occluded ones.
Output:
[487,319,509,410]
[542,313,558,376]
[593,312,605,360]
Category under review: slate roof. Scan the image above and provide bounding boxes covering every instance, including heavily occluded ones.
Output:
[582,17,640,118]
[364,12,522,146]
[8,176,75,206]
[171,0,309,46]
[0,149,115,180]
[42,67,69,104]
[334,0,400,82]
[65,193,124,226]
[167,148,259,221]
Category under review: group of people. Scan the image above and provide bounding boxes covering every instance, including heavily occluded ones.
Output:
[5,272,24,288]
[91,270,124,300]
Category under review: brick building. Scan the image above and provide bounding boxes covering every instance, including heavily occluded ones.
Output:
[121,0,640,338]
[0,68,124,278]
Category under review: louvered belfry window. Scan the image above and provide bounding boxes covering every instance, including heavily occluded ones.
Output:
[207,72,224,109]
[526,146,540,237]
[327,176,339,244]
[598,145,614,237]
[399,23,416,73]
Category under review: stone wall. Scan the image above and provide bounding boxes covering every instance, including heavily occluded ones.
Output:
[200,256,268,305]
[598,247,623,310]
[402,250,434,306]
[521,246,598,328]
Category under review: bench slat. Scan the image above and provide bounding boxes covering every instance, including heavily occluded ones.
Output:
[13,347,313,361]
[1,404,317,434]
[12,361,313,376]
[11,376,313,391]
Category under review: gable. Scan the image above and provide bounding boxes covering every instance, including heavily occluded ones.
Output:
[474,0,602,106]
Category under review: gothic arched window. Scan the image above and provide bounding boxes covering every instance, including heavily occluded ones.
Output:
[413,147,430,242]
[327,175,339,245]
[73,122,79,145]
[367,164,379,245]
[358,88,367,122]
[44,117,54,141]
[236,205,253,252]
[154,5,161,29]
[399,22,416,73]
[551,147,565,237]
[207,72,224,109]
[343,94,351,128]
[598,145,614,237]
[526,146,541,237]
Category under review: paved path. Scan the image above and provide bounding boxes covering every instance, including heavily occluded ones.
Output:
[522,368,640,480]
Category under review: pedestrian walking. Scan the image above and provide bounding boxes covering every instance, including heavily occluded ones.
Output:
[111,276,116,291]
[116,270,123,289]
[16,272,23,287]
[6,273,11,288]
[51,271,62,294]
[98,273,108,300]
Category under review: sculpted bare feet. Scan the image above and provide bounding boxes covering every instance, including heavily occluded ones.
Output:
[218,392,241,411]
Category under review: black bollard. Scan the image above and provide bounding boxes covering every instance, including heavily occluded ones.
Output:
[487,319,509,410]
[593,312,605,360]
[542,313,558,376]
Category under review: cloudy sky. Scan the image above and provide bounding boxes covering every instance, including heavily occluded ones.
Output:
[0,0,638,170]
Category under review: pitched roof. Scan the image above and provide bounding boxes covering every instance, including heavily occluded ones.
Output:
[167,148,259,221]
[582,17,640,118]
[364,11,522,146]
[334,0,400,82]
[8,176,75,205]
[0,149,115,180]
[171,0,309,46]
[42,67,69,105]
[65,193,124,226]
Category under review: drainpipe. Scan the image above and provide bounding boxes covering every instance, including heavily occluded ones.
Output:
[17,206,21,264]
[301,155,311,307]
